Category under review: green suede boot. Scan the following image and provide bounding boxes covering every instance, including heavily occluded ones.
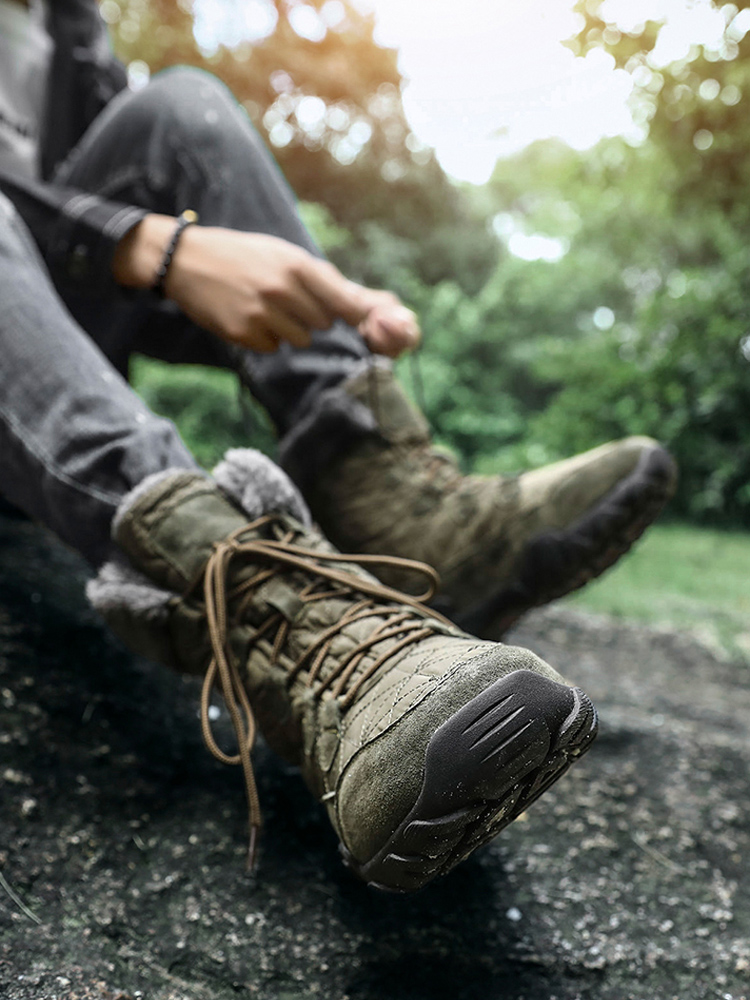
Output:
[89,450,597,893]
[282,366,677,638]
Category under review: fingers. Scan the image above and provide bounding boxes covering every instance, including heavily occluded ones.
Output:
[250,328,281,353]
[297,258,374,328]
[186,231,419,356]
[232,310,311,353]
[260,303,313,349]
[297,256,421,357]
[273,283,335,333]
[221,303,310,353]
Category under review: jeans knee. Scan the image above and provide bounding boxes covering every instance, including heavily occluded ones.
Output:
[153,65,228,97]
[146,66,245,142]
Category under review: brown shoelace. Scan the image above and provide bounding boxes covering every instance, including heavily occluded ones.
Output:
[196,517,451,870]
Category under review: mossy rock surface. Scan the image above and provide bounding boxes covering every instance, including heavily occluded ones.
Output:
[0,512,748,1000]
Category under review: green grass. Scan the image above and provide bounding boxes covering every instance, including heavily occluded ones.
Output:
[565,521,750,661]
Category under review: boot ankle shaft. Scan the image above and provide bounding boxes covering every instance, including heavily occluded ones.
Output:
[343,367,431,445]
[115,473,249,592]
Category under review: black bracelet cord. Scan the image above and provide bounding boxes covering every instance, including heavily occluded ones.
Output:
[152,209,199,298]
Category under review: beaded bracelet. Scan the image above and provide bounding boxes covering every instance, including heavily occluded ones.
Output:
[152,209,199,297]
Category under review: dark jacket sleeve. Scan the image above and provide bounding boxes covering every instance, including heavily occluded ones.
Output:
[0,0,146,291]
[41,0,129,179]
[0,171,147,289]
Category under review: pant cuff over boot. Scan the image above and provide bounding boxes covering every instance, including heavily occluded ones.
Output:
[278,359,392,494]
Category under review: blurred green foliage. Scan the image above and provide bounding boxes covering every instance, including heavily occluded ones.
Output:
[122,1,750,525]
[130,357,276,469]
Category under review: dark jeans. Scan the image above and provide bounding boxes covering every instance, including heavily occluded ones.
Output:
[0,68,369,566]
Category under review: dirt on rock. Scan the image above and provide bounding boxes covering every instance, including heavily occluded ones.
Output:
[0,512,748,1000]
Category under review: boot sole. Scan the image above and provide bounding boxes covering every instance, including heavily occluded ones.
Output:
[452,444,677,639]
[341,668,597,893]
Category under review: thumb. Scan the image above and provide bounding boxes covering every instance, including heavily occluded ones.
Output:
[298,258,376,327]
[299,258,420,357]
[359,302,421,357]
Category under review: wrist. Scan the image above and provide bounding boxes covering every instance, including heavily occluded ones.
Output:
[111,213,180,290]
[152,210,199,298]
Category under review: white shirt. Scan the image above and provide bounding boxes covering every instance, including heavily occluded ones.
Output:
[0,0,52,179]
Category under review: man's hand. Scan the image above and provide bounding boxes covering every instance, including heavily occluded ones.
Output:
[112,214,420,357]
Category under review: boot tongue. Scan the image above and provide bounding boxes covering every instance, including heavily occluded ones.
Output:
[345,367,430,445]
[113,472,248,593]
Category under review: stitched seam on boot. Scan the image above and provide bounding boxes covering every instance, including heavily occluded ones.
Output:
[342,654,437,738]
[357,673,439,747]
[356,638,490,743]
[344,646,458,736]
[341,653,469,761]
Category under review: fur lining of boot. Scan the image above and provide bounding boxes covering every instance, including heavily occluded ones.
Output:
[89,449,311,625]
[213,447,311,528]
[93,466,209,623]
[86,555,173,621]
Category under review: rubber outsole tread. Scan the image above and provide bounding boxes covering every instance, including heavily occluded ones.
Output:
[452,444,678,639]
[341,669,598,893]
[479,719,534,765]
[469,703,525,750]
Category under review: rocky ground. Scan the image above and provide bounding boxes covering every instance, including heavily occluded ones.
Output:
[0,510,748,1000]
